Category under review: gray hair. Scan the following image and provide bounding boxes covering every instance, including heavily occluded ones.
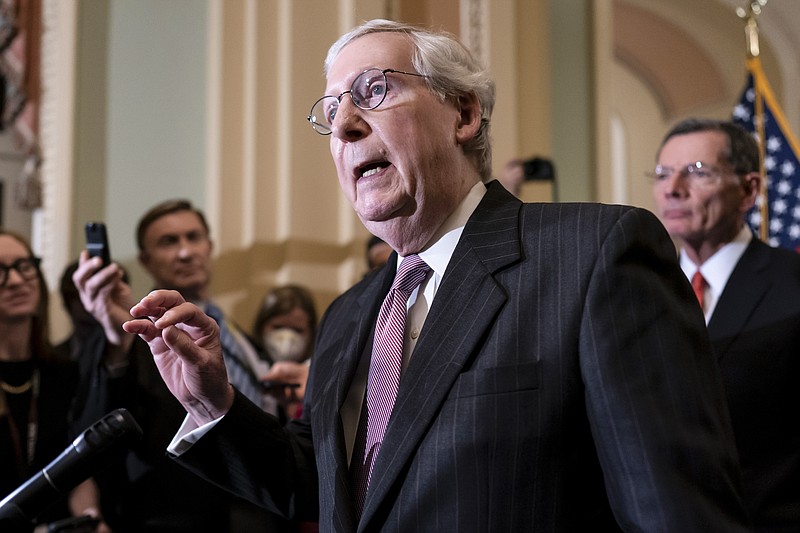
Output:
[325,19,496,181]
[659,118,759,176]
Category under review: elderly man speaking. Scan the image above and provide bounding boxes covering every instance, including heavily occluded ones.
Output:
[122,20,749,532]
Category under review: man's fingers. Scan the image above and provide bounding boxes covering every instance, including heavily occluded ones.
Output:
[75,256,122,304]
[130,290,186,322]
[127,293,219,357]
[265,361,308,382]
[161,325,209,365]
[122,317,159,339]
[131,292,217,336]
[156,304,215,330]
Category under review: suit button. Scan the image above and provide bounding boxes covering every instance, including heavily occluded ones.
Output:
[410,328,420,339]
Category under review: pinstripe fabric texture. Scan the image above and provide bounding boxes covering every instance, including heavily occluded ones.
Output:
[177,183,751,532]
[352,254,430,515]
[205,303,263,407]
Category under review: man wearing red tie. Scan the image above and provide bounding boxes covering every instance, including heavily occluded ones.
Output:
[651,118,800,531]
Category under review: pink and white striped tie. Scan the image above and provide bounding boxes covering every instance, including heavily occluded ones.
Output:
[353,254,430,513]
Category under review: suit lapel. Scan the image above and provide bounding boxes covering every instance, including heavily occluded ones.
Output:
[314,260,396,532]
[707,239,771,358]
[335,263,396,410]
[359,183,522,527]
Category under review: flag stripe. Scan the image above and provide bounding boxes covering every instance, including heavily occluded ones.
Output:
[747,58,800,156]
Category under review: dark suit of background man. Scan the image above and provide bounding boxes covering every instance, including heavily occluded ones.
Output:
[651,118,800,532]
[73,200,298,531]
[121,19,750,532]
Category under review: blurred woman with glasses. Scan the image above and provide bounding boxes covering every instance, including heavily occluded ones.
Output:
[0,230,108,532]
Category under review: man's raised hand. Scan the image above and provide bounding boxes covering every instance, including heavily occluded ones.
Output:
[124,290,235,425]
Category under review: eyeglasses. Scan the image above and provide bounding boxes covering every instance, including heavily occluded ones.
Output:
[648,161,731,188]
[308,68,428,135]
[0,257,41,287]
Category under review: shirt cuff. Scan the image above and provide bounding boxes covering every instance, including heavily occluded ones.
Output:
[167,413,224,456]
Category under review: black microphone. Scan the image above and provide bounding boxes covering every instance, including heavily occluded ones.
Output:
[0,408,142,527]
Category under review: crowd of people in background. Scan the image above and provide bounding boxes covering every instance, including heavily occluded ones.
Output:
[0,231,110,532]
[0,200,394,532]
[1,204,338,531]
[0,17,798,533]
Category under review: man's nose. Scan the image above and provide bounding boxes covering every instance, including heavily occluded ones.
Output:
[177,239,194,258]
[330,98,369,142]
[661,171,689,197]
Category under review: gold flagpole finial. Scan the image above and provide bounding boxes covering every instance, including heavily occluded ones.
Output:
[737,0,767,58]
[736,0,770,242]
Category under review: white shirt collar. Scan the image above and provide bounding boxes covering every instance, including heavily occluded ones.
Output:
[680,225,752,320]
[397,181,487,280]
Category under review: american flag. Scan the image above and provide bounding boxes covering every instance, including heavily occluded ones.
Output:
[732,57,800,252]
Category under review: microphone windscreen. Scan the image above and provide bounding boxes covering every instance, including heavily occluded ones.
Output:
[0,408,142,526]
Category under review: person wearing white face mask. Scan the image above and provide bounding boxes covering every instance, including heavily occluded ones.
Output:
[264,327,309,363]
[253,285,317,419]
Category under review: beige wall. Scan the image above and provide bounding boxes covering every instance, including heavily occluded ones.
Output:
[35,0,800,340]
[43,0,555,337]
[603,0,795,215]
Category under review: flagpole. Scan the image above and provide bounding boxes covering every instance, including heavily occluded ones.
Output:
[737,1,769,242]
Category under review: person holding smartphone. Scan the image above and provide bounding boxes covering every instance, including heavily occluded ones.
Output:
[72,201,303,532]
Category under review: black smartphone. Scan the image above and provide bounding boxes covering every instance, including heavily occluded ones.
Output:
[85,222,111,266]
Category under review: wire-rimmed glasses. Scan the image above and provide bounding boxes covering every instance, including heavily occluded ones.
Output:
[307,68,428,135]
[647,161,731,188]
[0,257,41,287]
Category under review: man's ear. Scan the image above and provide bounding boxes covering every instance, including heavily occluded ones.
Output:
[740,172,762,213]
[455,92,482,145]
[138,250,149,268]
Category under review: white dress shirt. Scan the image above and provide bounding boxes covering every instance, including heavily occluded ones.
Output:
[341,181,487,463]
[680,225,752,323]
[170,181,488,457]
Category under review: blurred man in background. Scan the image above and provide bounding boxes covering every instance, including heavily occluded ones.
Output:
[651,118,800,531]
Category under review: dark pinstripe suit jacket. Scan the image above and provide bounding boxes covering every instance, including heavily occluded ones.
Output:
[707,238,800,530]
[177,182,749,532]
